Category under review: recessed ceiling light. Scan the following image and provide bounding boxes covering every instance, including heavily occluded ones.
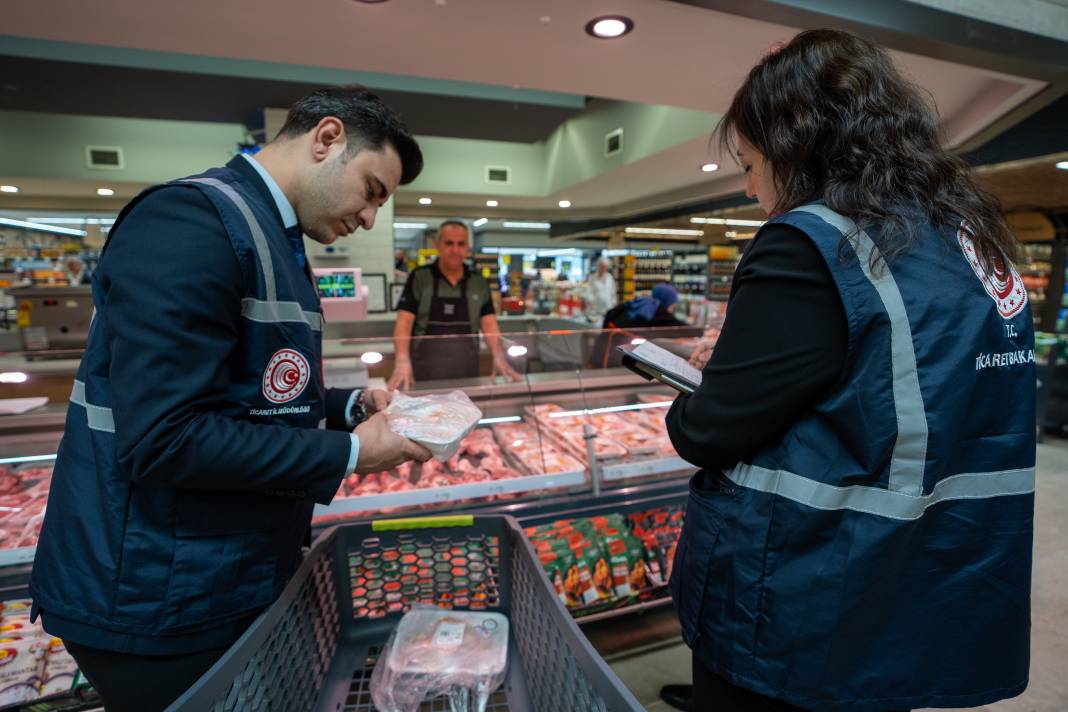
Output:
[701,163,719,173]
[558,200,572,208]
[418,197,432,205]
[486,200,499,207]
[0,185,18,193]
[97,188,115,196]
[585,15,634,39]
[360,351,383,364]
[1057,161,1068,170]
[473,218,489,227]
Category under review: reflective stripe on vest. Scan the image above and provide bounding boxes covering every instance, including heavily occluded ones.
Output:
[795,204,929,496]
[241,298,322,332]
[726,204,1031,519]
[181,177,322,331]
[70,380,114,433]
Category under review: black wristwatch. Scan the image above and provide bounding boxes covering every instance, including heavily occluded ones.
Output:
[349,389,368,426]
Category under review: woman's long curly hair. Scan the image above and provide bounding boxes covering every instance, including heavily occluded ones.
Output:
[718,28,1016,271]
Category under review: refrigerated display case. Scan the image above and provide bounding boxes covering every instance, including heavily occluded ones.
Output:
[0,328,702,613]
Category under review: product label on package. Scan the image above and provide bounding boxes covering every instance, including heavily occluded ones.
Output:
[434,621,465,648]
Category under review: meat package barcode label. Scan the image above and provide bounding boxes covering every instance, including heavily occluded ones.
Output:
[434,621,466,648]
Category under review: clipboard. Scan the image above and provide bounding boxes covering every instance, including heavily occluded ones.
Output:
[617,341,702,395]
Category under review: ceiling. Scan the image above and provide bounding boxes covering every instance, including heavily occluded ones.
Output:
[0,0,1065,217]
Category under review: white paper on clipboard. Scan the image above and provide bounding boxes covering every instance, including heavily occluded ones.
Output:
[617,341,703,394]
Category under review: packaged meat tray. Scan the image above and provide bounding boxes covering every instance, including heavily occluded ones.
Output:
[385,391,483,461]
[370,606,509,712]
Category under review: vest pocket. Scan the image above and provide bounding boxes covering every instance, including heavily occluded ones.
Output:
[163,491,290,629]
[670,475,728,648]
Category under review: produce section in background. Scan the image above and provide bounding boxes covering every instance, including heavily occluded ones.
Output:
[525,504,684,618]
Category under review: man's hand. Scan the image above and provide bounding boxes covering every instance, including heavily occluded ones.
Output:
[364,388,393,415]
[353,412,431,473]
[387,360,415,391]
[492,356,524,383]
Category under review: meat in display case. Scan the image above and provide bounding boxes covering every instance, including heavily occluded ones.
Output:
[0,328,704,573]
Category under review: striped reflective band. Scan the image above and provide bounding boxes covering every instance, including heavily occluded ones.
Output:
[794,205,929,496]
[181,177,277,302]
[70,380,114,433]
[241,298,322,331]
[726,463,1034,521]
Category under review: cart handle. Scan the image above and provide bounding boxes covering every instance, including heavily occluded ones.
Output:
[372,514,475,532]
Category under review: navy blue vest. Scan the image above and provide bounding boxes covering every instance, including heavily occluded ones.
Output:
[30,165,328,653]
[671,205,1036,710]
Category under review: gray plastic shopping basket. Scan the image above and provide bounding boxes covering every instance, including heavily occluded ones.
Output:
[168,514,645,712]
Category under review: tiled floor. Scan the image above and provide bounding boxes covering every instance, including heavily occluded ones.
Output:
[605,440,1068,711]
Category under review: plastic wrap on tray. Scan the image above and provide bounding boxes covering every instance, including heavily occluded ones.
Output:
[371,605,509,712]
[385,391,483,461]
[490,422,584,475]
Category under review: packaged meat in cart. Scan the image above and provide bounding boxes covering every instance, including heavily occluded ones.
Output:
[370,605,509,712]
[385,390,483,461]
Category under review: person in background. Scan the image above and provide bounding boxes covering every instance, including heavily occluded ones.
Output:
[394,248,409,278]
[663,29,1034,712]
[30,86,433,712]
[583,256,617,324]
[64,256,90,285]
[589,283,685,368]
[604,282,684,330]
[388,220,522,389]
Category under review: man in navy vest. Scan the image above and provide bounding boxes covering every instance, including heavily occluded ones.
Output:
[29,86,431,711]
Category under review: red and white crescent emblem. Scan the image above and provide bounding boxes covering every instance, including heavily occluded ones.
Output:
[262,348,310,404]
[958,222,1027,320]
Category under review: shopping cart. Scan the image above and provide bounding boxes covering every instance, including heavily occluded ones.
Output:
[168,515,644,712]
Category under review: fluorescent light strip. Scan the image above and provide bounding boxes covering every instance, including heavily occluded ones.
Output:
[393,222,428,229]
[0,218,86,236]
[473,218,489,228]
[25,217,115,225]
[0,454,58,465]
[690,217,765,227]
[548,401,673,418]
[502,221,551,230]
[478,415,522,424]
[624,227,704,237]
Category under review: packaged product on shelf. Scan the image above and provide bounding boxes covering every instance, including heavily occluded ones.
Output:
[385,390,483,461]
[0,634,47,705]
[0,466,54,550]
[370,606,509,712]
[40,637,79,696]
[525,504,686,614]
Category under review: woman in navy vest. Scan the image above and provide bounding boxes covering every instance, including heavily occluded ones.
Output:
[664,30,1035,712]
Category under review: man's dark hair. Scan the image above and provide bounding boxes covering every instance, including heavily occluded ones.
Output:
[277,85,423,185]
[437,220,470,239]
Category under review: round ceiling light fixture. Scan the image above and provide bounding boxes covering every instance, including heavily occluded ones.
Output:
[585,15,634,39]
[418,197,432,205]
[96,188,115,196]
[701,163,719,173]
[486,200,499,207]
[558,200,572,208]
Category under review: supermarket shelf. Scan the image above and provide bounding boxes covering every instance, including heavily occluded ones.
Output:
[313,468,587,517]
[0,546,35,568]
[575,595,674,626]
[601,456,693,481]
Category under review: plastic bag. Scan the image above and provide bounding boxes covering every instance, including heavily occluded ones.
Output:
[385,391,483,461]
[370,605,509,712]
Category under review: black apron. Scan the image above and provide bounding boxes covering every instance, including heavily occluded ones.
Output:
[411,271,480,382]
